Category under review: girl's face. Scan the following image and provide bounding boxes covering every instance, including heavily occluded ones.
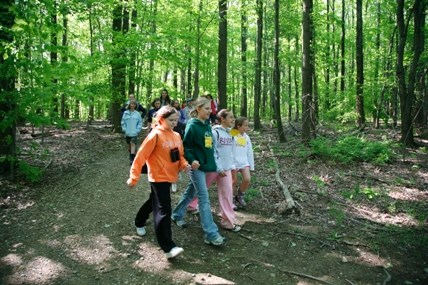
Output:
[197,103,211,121]
[221,113,234,128]
[162,113,178,130]
[129,102,136,110]
[161,91,168,98]
[173,102,180,108]
[237,120,249,133]
[154,101,161,109]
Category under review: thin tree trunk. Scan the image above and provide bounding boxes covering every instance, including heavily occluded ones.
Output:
[274,0,286,142]
[356,0,365,128]
[302,0,315,142]
[240,0,248,117]
[217,0,228,109]
[253,0,263,130]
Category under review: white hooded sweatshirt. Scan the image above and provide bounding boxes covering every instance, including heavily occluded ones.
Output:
[212,125,235,172]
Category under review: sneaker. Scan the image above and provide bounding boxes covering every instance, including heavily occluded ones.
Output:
[171,217,187,228]
[171,183,177,192]
[165,246,184,259]
[232,202,238,211]
[236,192,247,207]
[225,225,241,232]
[204,236,226,246]
[136,226,146,236]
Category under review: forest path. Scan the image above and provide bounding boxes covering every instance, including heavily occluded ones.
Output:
[1,123,427,285]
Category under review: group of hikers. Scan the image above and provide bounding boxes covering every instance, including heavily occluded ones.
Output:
[120,90,254,259]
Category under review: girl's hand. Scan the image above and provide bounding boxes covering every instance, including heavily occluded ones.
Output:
[183,164,191,173]
[191,160,200,170]
[126,178,137,190]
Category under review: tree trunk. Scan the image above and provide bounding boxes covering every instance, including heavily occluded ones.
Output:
[217,0,228,109]
[253,0,263,130]
[51,5,59,117]
[273,0,286,142]
[340,0,346,93]
[302,0,315,143]
[240,0,248,117]
[61,9,68,120]
[88,3,95,122]
[356,0,365,128]
[0,0,16,177]
[193,0,203,98]
[111,3,126,132]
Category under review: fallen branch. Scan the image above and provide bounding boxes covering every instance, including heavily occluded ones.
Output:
[382,268,391,285]
[247,258,336,285]
[272,158,298,214]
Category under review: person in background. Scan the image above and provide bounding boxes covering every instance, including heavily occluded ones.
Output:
[205,94,218,125]
[207,109,241,232]
[171,99,186,126]
[159,89,171,106]
[121,100,143,165]
[147,98,161,130]
[231,117,255,208]
[121,94,147,120]
[182,98,194,125]
[171,97,226,246]
[127,105,190,259]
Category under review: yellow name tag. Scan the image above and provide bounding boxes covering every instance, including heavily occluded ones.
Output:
[237,136,246,146]
[205,136,213,148]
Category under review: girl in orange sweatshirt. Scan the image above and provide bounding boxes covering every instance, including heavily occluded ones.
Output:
[127,105,190,259]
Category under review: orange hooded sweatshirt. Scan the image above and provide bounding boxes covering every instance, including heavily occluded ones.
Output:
[128,125,189,186]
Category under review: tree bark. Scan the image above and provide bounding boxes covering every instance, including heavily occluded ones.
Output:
[240,0,248,117]
[302,0,315,143]
[273,0,286,142]
[356,0,365,128]
[253,0,263,130]
[217,0,228,109]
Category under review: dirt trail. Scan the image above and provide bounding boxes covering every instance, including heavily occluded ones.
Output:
[1,124,427,285]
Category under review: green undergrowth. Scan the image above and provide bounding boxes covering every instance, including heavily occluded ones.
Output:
[309,135,396,164]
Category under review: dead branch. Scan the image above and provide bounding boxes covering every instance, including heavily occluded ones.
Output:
[272,158,298,214]
[247,258,336,285]
[278,230,331,248]
[382,268,392,285]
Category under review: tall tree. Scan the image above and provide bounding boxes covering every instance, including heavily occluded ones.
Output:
[356,0,365,128]
[193,0,203,98]
[273,0,286,142]
[111,3,126,132]
[253,0,263,130]
[217,0,228,109]
[0,0,17,177]
[397,0,426,146]
[340,0,346,93]
[302,0,316,142]
[240,0,248,117]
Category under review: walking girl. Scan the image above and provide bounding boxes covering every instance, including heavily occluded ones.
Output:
[121,100,143,165]
[207,109,241,231]
[231,117,255,208]
[171,97,226,246]
[127,105,190,259]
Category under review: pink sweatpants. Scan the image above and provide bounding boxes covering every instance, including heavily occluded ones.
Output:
[205,170,236,229]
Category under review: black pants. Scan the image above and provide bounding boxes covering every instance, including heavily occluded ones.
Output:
[135,182,176,253]
[135,193,152,228]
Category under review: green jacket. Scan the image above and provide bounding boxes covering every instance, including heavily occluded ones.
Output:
[183,118,217,172]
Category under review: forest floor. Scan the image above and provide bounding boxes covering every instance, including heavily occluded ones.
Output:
[1,121,427,285]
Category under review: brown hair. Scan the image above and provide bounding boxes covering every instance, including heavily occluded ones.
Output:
[233,116,248,129]
[155,105,178,119]
[216,109,232,121]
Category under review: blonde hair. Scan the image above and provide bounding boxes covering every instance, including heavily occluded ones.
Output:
[190,97,210,118]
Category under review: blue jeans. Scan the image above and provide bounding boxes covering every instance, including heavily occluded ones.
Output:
[172,169,221,241]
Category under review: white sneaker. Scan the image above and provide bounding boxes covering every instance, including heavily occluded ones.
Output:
[136,226,146,236]
[171,183,177,192]
[165,247,184,259]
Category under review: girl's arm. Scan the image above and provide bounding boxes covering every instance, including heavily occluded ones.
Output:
[128,132,157,186]
[247,134,255,171]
